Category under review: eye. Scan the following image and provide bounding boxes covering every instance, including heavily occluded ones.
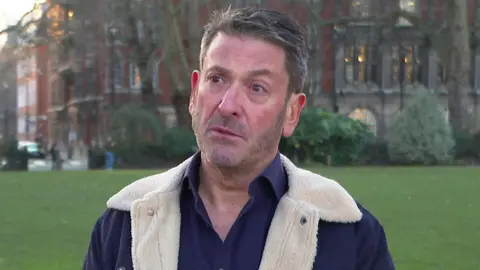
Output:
[207,75,224,84]
[251,84,266,93]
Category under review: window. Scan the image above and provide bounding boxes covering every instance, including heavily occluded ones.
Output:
[106,54,124,92]
[351,0,371,17]
[399,0,417,25]
[348,108,377,136]
[129,62,141,89]
[391,44,423,86]
[344,44,378,84]
[112,55,123,86]
[85,67,97,95]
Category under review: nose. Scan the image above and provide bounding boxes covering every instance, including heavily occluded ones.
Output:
[217,87,241,117]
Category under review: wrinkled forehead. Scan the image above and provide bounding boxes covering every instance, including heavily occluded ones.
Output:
[203,33,288,78]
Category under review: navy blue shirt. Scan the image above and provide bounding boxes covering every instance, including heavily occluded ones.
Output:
[178,152,287,270]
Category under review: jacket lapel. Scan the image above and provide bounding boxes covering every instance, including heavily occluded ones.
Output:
[130,190,181,270]
[258,197,321,270]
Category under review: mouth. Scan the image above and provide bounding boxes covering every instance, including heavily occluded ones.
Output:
[209,126,242,138]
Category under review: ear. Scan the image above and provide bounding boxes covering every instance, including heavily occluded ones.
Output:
[189,70,200,115]
[282,93,306,137]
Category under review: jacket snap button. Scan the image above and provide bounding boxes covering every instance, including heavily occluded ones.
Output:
[147,209,154,216]
[117,267,126,270]
[300,216,307,225]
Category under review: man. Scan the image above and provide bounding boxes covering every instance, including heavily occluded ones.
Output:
[83,7,395,270]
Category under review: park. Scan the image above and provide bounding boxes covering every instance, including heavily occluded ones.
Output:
[0,0,480,269]
[0,167,479,270]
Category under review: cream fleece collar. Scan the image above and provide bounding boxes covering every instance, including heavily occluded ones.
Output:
[107,154,362,223]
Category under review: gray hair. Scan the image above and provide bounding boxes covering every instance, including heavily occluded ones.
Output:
[200,7,309,94]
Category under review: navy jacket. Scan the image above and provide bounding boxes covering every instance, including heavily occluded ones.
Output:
[83,154,395,270]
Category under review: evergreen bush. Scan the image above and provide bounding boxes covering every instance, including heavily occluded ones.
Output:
[387,89,454,165]
[280,108,374,165]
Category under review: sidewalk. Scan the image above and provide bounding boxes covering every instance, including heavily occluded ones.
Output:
[28,157,88,172]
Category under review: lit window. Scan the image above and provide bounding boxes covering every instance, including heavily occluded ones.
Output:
[351,0,370,17]
[129,63,141,88]
[344,45,377,84]
[399,0,416,25]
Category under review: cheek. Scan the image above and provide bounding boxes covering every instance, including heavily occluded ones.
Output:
[195,92,216,120]
[249,109,278,133]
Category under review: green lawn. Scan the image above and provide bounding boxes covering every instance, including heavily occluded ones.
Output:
[0,167,479,270]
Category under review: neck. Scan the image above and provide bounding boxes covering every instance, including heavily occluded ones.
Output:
[198,151,278,210]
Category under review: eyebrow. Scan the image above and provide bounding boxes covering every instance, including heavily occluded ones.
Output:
[205,65,275,78]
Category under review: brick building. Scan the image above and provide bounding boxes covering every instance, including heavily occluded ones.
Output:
[39,0,480,147]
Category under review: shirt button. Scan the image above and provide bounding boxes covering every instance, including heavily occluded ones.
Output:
[147,209,154,216]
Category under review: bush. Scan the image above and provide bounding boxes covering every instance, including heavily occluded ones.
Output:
[453,130,480,163]
[109,103,163,157]
[280,108,374,166]
[387,90,454,165]
[157,126,197,161]
[87,146,106,169]
[1,139,28,171]
[361,138,391,165]
[111,126,197,168]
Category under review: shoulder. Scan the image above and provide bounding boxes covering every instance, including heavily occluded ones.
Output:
[353,202,395,269]
[106,157,194,211]
[92,208,132,239]
[353,202,392,247]
[315,202,395,269]
[84,209,133,269]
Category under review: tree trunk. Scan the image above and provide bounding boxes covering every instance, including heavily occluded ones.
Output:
[171,91,192,129]
[139,61,156,109]
[446,0,472,133]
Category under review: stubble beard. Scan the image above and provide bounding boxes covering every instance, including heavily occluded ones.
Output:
[192,107,286,170]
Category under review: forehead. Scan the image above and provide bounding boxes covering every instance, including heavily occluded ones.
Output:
[203,33,288,77]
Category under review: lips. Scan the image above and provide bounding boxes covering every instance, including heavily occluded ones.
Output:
[209,126,242,138]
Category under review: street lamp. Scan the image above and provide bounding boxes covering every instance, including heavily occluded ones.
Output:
[109,26,118,107]
[331,26,341,113]
[398,44,407,110]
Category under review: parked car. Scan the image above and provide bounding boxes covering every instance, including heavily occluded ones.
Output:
[18,141,46,159]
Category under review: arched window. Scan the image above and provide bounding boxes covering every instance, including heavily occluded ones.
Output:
[348,108,377,136]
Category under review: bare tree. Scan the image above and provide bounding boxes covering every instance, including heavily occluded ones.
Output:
[444,0,472,133]
[2,0,474,133]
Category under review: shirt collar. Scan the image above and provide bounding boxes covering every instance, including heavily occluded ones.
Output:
[182,151,287,200]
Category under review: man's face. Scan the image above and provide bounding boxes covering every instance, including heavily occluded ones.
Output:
[190,33,306,168]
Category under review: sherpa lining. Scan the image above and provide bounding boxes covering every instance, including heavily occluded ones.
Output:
[106,154,362,270]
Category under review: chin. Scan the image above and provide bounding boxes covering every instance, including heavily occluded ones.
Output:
[206,148,244,168]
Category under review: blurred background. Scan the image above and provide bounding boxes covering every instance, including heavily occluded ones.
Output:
[0,0,479,170]
[0,1,479,270]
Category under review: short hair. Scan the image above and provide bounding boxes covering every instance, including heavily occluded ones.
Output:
[200,7,309,94]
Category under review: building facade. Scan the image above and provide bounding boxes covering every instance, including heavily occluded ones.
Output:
[0,31,19,142]
[38,0,480,149]
[305,0,480,137]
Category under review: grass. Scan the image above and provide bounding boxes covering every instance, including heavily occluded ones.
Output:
[0,167,479,270]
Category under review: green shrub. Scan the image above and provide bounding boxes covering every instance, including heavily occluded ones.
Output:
[158,126,197,161]
[87,146,106,169]
[280,108,374,165]
[361,138,391,165]
[387,90,454,165]
[1,139,28,171]
[111,126,196,167]
[108,104,163,161]
[453,130,480,163]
